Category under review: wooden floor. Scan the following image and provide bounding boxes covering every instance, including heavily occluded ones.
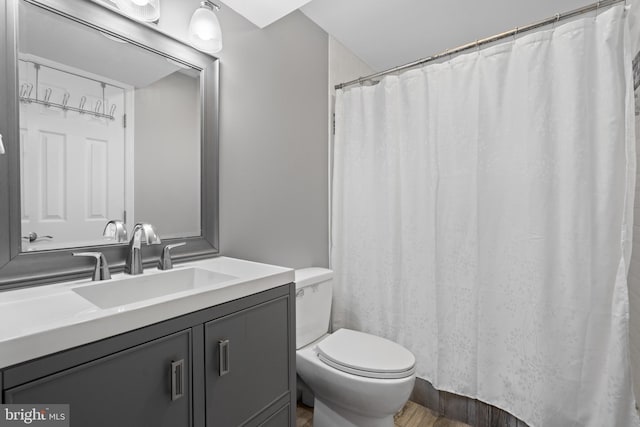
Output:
[296,400,471,427]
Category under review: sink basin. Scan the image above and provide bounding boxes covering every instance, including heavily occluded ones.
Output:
[73,267,237,309]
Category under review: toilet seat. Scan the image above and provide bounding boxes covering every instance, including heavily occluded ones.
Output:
[316,329,415,379]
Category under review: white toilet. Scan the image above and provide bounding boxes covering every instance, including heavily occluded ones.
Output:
[295,267,416,427]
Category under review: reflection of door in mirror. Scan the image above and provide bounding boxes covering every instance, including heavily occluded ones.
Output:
[19,57,131,252]
[16,0,203,254]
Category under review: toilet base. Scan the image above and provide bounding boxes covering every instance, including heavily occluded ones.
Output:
[313,397,394,427]
[296,375,315,407]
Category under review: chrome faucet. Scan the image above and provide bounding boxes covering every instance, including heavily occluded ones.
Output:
[103,220,128,243]
[125,223,161,275]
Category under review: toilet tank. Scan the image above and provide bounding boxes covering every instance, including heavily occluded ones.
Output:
[295,267,333,349]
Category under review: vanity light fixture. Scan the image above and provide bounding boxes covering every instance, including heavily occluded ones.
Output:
[188,1,223,54]
[114,0,160,23]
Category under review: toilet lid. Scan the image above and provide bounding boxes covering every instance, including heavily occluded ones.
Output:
[316,329,415,379]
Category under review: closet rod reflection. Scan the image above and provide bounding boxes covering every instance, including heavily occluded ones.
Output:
[335,0,625,90]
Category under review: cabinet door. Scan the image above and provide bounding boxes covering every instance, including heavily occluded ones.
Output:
[5,330,191,427]
[259,405,290,427]
[205,297,290,426]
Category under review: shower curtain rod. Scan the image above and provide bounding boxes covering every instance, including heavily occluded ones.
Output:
[335,0,626,90]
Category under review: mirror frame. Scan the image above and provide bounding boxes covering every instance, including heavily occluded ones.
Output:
[0,0,220,290]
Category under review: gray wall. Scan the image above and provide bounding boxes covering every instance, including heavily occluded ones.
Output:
[134,71,201,239]
[134,2,329,268]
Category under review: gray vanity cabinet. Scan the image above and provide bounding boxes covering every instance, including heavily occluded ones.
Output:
[260,404,291,426]
[205,297,290,426]
[5,329,192,427]
[1,284,296,427]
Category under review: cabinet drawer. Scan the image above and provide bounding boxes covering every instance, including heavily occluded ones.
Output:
[5,330,192,427]
[205,297,290,427]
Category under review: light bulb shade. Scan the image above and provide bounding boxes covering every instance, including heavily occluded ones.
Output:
[189,6,223,54]
[114,0,160,22]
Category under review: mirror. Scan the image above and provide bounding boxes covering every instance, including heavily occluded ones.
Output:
[0,0,219,289]
[18,1,201,251]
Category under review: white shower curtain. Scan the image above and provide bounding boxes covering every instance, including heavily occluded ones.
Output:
[332,4,639,427]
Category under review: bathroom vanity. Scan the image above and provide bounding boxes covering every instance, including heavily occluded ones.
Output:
[0,257,296,427]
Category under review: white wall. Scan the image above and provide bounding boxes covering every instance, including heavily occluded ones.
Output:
[114,1,330,268]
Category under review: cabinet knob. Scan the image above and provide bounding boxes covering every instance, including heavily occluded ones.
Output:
[218,339,230,376]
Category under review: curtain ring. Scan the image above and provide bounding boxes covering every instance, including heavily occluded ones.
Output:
[553,13,560,29]
[513,26,518,41]
[476,39,480,53]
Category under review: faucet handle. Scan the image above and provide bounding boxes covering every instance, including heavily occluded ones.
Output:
[157,242,186,271]
[73,252,111,281]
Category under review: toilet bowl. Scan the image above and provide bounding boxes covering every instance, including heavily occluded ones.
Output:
[295,268,416,427]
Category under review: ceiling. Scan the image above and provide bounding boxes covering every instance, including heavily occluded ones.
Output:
[218,0,314,28]
[221,0,595,72]
[21,0,186,88]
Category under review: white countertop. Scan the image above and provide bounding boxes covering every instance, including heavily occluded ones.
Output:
[0,256,294,369]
